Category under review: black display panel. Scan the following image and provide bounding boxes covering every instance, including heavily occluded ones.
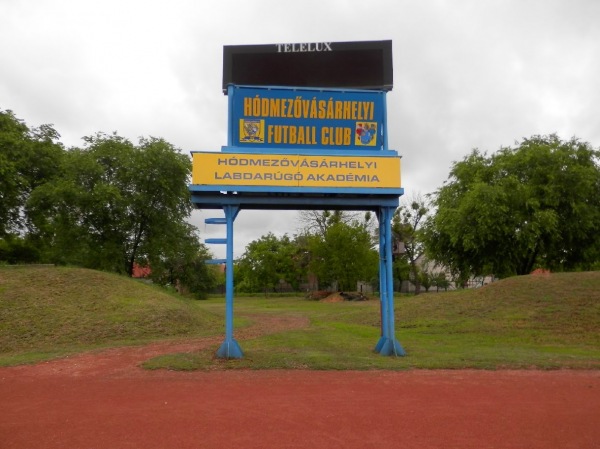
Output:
[222,40,393,94]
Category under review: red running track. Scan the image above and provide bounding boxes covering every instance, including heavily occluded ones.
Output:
[1,349,598,449]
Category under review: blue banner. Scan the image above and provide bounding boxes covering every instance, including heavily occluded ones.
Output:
[230,86,385,151]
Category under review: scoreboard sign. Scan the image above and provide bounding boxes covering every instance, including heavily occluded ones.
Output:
[192,152,401,189]
[190,40,406,358]
[192,40,401,193]
[231,86,385,150]
[222,40,393,93]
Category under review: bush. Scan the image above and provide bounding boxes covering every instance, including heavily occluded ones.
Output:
[0,236,40,264]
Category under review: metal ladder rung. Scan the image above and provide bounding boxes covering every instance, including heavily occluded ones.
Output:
[205,218,227,225]
[205,238,227,244]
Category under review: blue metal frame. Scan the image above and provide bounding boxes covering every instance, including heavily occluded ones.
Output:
[190,184,403,196]
[194,83,405,359]
[197,195,405,359]
[191,192,400,212]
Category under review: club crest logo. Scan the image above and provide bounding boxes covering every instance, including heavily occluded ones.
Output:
[239,119,265,143]
[355,122,377,146]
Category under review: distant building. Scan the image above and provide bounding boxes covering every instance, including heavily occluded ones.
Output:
[132,263,151,278]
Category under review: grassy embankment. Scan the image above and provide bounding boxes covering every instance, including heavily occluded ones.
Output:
[0,266,222,366]
[1,266,598,370]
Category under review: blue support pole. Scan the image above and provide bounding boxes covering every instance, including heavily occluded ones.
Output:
[375,206,405,356]
[375,208,389,353]
[216,204,244,359]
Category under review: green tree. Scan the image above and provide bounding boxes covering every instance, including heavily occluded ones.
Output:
[235,233,301,294]
[307,219,379,292]
[0,235,40,264]
[147,223,217,299]
[298,210,375,238]
[392,256,411,292]
[432,272,450,292]
[424,134,600,278]
[0,110,64,238]
[28,133,194,276]
[392,195,429,294]
[418,270,434,293]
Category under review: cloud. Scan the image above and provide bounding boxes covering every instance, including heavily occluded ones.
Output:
[2,0,599,257]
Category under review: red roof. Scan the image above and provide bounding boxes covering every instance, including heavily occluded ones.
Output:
[132,263,151,278]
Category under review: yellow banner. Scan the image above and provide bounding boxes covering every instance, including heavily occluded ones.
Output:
[192,153,401,189]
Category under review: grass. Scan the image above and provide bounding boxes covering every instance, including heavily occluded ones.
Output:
[0,266,222,365]
[1,266,599,370]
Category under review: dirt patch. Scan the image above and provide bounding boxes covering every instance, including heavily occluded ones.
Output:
[306,290,332,300]
[320,292,345,302]
[1,313,310,379]
[316,291,372,302]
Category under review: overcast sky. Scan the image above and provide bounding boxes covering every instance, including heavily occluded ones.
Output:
[2,0,599,258]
